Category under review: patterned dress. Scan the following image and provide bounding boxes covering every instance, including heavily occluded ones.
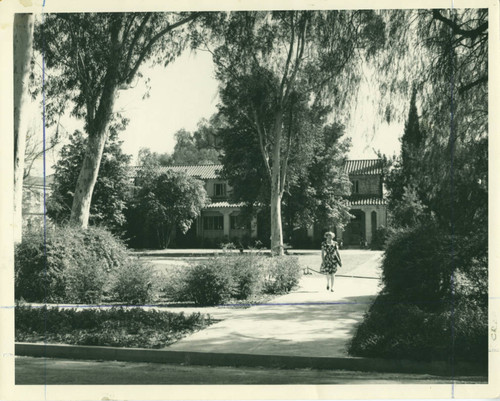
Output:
[321,241,340,274]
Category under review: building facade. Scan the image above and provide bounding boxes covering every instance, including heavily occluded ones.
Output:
[337,159,388,247]
[163,159,387,248]
[22,175,54,232]
[158,165,256,247]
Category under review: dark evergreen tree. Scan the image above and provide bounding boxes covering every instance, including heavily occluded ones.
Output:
[47,129,132,234]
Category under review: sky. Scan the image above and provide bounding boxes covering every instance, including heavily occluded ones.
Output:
[31,48,403,176]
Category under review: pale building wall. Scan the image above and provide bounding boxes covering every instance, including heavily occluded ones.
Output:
[350,175,381,196]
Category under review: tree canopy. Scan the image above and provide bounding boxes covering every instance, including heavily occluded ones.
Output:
[34,12,200,228]
[200,10,385,253]
[126,162,207,249]
[47,128,132,234]
[380,9,487,239]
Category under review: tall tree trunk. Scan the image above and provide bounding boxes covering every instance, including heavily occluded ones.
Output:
[69,128,111,228]
[69,18,123,229]
[69,76,118,228]
[13,13,34,244]
[270,112,284,255]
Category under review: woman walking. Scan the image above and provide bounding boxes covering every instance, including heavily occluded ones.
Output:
[321,231,342,292]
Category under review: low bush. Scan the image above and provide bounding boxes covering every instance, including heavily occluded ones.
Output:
[163,254,299,305]
[15,304,212,349]
[230,254,265,299]
[15,226,128,303]
[348,294,488,363]
[64,256,110,304]
[263,256,301,294]
[181,258,236,306]
[110,258,157,305]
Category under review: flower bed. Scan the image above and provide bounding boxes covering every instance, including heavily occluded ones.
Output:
[15,305,213,349]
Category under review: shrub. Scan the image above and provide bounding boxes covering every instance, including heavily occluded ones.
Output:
[263,256,301,294]
[230,254,265,299]
[370,225,389,250]
[64,256,109,304]
[15,304,212,349]
[163,254,299,305]
[348,294,487,363]
[381,223,455,310]
[15,226,128,303]
[110,258,157,305]
[182,258,235,306]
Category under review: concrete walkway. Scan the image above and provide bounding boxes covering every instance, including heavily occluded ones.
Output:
[168,251,383,358]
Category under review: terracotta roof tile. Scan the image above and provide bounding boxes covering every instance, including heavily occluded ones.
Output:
[343,159,383,175]
[348,197,387,206]
[158,164,222,179]
[205,201,245,209]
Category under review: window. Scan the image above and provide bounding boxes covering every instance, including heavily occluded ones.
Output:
[214,183,226,197]
[352,180,359,194]
[230,215,250,230]
[203,216,223,230]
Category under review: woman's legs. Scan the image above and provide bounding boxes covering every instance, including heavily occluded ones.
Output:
[326,273,334,290]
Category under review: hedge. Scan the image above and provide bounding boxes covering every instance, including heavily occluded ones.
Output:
[163,254,301,306]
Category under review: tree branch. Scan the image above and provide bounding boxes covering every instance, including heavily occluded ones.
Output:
[279,12,295,103]
[252,107,272,179]
[125,13,198,84]
[458,75,487,94]
[283,15,307,104]
[432,10,488,38]
[124,13,151,79]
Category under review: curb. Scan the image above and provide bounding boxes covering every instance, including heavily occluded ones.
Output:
[15,343,486,377]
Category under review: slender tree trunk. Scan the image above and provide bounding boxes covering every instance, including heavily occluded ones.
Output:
[69,18,123,229]
[69,78,118,228]
[69,128,111,228]
[270,112,284,255]
[13,13,34,244]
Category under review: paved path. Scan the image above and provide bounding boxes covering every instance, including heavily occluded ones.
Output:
[168,250,383,358]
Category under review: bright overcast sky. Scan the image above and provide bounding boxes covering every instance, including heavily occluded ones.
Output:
[33,48,403,175]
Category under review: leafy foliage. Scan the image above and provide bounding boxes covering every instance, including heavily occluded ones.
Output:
[16,305,212,349]
[15,226,129,303]
[47,130,132,233]
[200,10,386,253]
[170,117,223,164]
[358,10,489,364]
[110,259,157,305]
[380,9,487,237]
[126,162,207,249]
[350,222,488,363]
[262,256,302,295]
[348,294,488,364]
[33,12,200,227]
[163,254,300,305]
[180,259,235,306]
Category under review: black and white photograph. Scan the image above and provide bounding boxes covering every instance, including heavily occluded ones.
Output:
[1,0,498,399]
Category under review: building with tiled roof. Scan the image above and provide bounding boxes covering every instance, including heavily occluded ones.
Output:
[22,174,55,231]
[340,159,388,247]
[152,159,387,248]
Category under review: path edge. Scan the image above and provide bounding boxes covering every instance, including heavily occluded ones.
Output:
[15,342,486,377]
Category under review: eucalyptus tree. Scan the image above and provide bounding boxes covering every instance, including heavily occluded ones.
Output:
[199,10,385,254]
[13,13,34,244]
[34,12,200,229]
